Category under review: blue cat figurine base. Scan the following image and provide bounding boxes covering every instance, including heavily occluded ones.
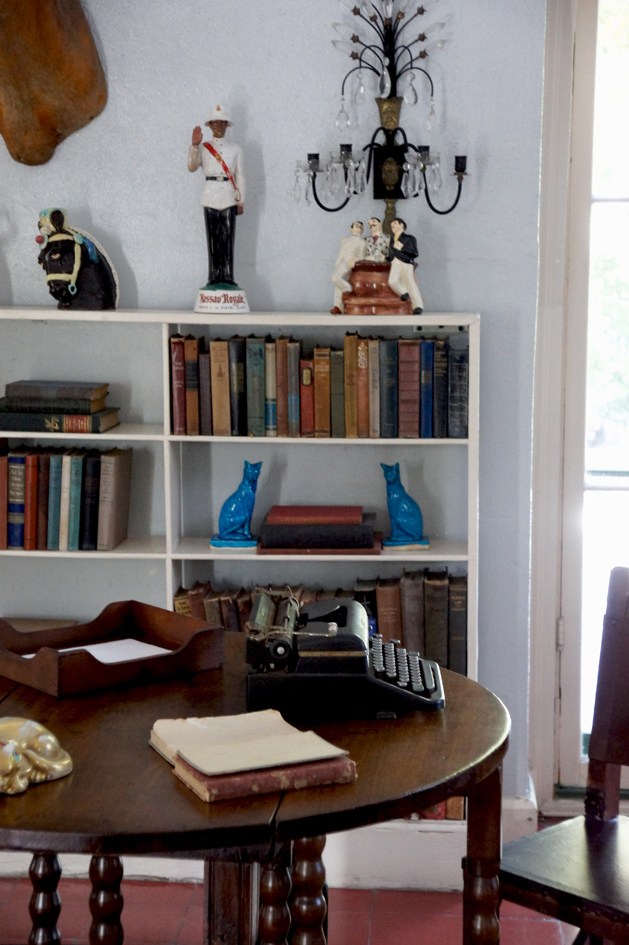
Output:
[210,460,262,548]
[381,462,430,548]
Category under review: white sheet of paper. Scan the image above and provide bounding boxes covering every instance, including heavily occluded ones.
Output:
[22,638,172,664]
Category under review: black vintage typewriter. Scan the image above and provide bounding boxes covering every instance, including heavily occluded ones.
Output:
[245,589,445,720]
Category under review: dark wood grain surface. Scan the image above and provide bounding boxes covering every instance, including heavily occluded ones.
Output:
[0,633,509,857]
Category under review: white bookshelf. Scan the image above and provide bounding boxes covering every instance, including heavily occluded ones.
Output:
[0,307,479,680]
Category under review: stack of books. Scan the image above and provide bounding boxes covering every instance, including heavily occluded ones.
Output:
[257,505,381,554]
[0,380,120,433]
[149,708,357,803]
[169,332,469,440]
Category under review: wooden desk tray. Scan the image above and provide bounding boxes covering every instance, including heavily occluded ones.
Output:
[0,600,224,698]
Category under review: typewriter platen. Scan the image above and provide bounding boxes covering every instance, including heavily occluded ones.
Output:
[245,589,445,720]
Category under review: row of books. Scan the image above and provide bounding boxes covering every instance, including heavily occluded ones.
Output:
[0,443,132,552]
[174,569,467,675]
[0,379,120,433]
[170,332,469,439]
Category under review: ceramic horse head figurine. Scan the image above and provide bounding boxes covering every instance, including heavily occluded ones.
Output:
[381,462,429,546]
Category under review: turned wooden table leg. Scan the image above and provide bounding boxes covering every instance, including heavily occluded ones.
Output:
[290,836,327,945]
[463,765,502,945]
[28,853,61,945]
[258,843,292,945]
[204,859,259,945]
[88,854,124,945]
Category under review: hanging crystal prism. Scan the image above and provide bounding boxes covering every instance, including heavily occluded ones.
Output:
[356,156,367,194]
[403,73,418,106]
[345,160,356,197]
[383,0,393,16]
[293,169,302,203]
[304,171,313,206]
[354,71,367,106]
[427,97,436,131]
[401,165,411,199]
[378,62,392,98]
[335,96,351,131]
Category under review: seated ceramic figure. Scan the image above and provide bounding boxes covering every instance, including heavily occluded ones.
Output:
[381,462,429,547]
[211,460,262,548]
[0,718,73,795]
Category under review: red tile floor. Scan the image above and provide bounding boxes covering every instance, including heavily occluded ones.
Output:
[0,877,581,944]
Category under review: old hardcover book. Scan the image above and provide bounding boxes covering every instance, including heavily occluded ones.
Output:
[356,337,370,438]
[198,350,213,436]
[400,568,426,655]
[424,569,449,667]
[0,440,8,550]
[448,332,469,438]
[299,359,315,437]
[445,796,466,819]
[0,395,107,413]
[275,336,289,437]
[379,339,398,438]
[203,589,224,627]
[79,450,101,551]
[266,506,363,525]
[330,349,345,438]
[448,574,467,675]
[432,337,449,438]
[344,332,358,438]
[210,339,231,436]
[420,339,434,438]
[173,586,193,616]
[368,338,380,438]
[46,449,66,550]
[235,589,252,631]
[353,577,378,635]
[376,577,403,643]
[260,513,375,549]
[5,380,108,400]
[23,449,38,551]
[96,448,133,551]
[0,408,120,433]
[314,347,331,438]
[421,801,447,820]
[188,580,213,621]
[58,448,76,552]
[228,336,247,436]
[170,333,187,434]
[246,336,266,437]
[398,339,420,438]
[184,335,200,436]
[265,338,277,436]
[68,449,88,552]
[36,449,52,550]
[257,535,382,556]
[219,588,241,633]
[287,339,301,437]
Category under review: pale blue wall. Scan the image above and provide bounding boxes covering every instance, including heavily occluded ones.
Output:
[0,0,546,797]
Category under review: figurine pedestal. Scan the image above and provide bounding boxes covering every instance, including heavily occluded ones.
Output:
[342,262,412,316]
[383,538,430,550]
[210,537,257,549]
[195,284,250,314]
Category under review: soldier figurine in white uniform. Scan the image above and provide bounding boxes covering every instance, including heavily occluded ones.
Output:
[330,221,369,314]
[188,104,245,288]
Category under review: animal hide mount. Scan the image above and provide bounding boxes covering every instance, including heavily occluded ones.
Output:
[0,0,107,165]
[37,208,119,310]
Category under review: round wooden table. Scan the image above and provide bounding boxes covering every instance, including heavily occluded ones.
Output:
[0,632,510,945]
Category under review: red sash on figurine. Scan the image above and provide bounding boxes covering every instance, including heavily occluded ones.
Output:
[203,142,240,199]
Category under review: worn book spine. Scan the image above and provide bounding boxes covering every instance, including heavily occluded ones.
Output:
[299,359,315,437]
[210,339,231,437]
[275,336,289,437]
[0,409,119,433]
[265,339,277,436]
[170,334,186,435]
[188,580,213,620]
[0,443,8,550]
[96,448,133,551]
[314,347,331,438]
[57,449,74,551]
[220,589,241,633]
[46,452,63,550]
[36,451,51,550]
[246,337,266,437]
[198,351,213,436]
[23,451,38,551]
[267,505,363,525]
[330,349,345,438]
[173,586,193,615]
[448,574,467,675]
[7,449,27,549]
[67,450,86,552]
[368,339,380,438]
[235,589,252,630]
[379,339,398,438]
[398,339,420,438]
[448,333,469,438]
[203,590,224,627]
[432,337,449,438]
[424,569,449,667]
[287,339,301,437]
[400,568,425,655]
[344,332,358,438]
[5,381,108,400]
[260,515,375,549]
[445,796,466,820]
[0,396,107,413]
[79,450,101,551]
[356,337,370,439]
[420,339,434,438]
[375,577,403,643]
[228,336,247,436]
[173,753,357,803]
[184,335,200,436]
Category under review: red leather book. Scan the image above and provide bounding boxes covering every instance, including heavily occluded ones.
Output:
[170,334,186,435]
[266,506,364,525]
[275,336,289,437]
[356,337,370,439]
[184,335,200,436]
[23,450,38,550]
[398,339,420,438]
[300,359,315,437]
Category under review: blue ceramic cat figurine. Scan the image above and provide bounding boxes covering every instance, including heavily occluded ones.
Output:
[381,462,429,547]
[211,460,262,547]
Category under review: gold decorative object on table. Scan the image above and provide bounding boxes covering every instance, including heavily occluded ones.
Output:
[0,718,72,795]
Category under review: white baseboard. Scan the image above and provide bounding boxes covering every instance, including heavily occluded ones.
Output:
[0,797,538,890]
